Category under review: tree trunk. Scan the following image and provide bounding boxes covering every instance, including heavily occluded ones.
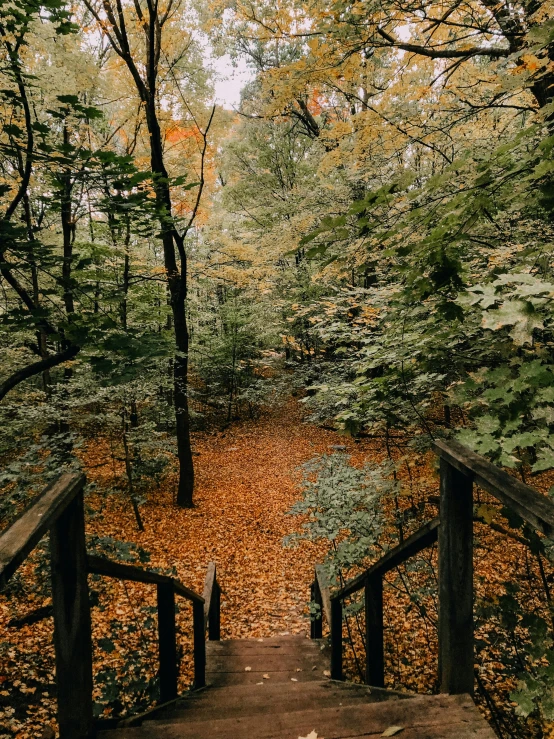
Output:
[172,294,195,507]
[145,103,195,507]
[81,0,198,507]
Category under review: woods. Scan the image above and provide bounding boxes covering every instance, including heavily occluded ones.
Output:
[2,0,554,735]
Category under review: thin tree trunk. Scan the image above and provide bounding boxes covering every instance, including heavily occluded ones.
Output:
[122,415,145,532]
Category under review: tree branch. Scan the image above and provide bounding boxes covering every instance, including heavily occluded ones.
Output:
[376,26,509,59]
[0,345,80,402]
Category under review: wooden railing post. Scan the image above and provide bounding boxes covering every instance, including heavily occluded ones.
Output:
[157,583,178,703]
[311,576,323,639]
[365,574,384,687]
[50,488,93,739]
[203,562,221,641]
[438,457,474,695]
[208,578,221,641]
[193,599,206,688]
[330,596,343,680]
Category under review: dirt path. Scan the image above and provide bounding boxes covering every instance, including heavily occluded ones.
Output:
[88,399,366,639]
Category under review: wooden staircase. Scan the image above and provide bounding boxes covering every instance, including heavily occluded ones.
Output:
[99,636,495,739]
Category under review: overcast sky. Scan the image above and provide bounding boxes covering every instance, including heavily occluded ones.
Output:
[211,54,254,109]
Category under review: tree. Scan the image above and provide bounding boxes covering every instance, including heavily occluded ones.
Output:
[0,0,83,400]
[82,0,216,506]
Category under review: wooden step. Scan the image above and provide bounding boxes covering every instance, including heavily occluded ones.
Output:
[149,680,408,723]
[99,693,495,738]
[205,637,330,687]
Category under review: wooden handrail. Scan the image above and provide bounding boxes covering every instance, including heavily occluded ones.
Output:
[315,438,554,697]
[0,472,85,589]
[336,518,440,600]
[0,473,93,738]
[312,519,439,683]
[87,555,204,603]
[87,554,208,698]
[0,474,214,736]
[434,439,554,536]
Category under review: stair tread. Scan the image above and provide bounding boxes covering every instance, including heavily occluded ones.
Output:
[205,637,329,687]
[150,681,407,722]
[99,693,496,738]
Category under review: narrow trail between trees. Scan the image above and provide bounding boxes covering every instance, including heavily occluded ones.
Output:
[86,399,376,639]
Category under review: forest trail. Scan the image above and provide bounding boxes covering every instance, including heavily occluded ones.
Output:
[84,399,376,640]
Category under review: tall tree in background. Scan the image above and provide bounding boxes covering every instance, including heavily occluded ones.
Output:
[82,0,216,507]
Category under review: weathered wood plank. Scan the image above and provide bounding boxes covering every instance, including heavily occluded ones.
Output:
[153,681,409,721]
[434,439,554,537]
[337,518,439,599]
[207,642,322,656]
[207,635,313,647]
[206,652,328,669]
[205,669,331,686]
[0,472,85,588]
[100,693,494,739]
[50,489,93,739]
[438,457,474,695]
[152,685,407,723]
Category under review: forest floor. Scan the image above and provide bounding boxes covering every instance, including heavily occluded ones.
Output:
[0,398,382,737]
[1,397,552,738]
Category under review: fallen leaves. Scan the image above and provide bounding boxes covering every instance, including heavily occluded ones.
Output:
[381,727,404,737]
[4,397,554,736]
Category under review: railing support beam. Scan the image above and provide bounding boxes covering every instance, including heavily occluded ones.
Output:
[365,574,384,687]
[208,580,221,641]
[311,578,323,639]
[438,457,474,695]
[193,599,206,688]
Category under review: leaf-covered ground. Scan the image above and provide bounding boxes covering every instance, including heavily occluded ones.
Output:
[2,399,554,737]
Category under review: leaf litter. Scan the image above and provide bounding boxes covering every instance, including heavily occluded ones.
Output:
[2,398,554,735]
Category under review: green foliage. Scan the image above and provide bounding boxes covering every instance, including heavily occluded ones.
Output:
[285,453,393,582]
[192,285,281,421]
